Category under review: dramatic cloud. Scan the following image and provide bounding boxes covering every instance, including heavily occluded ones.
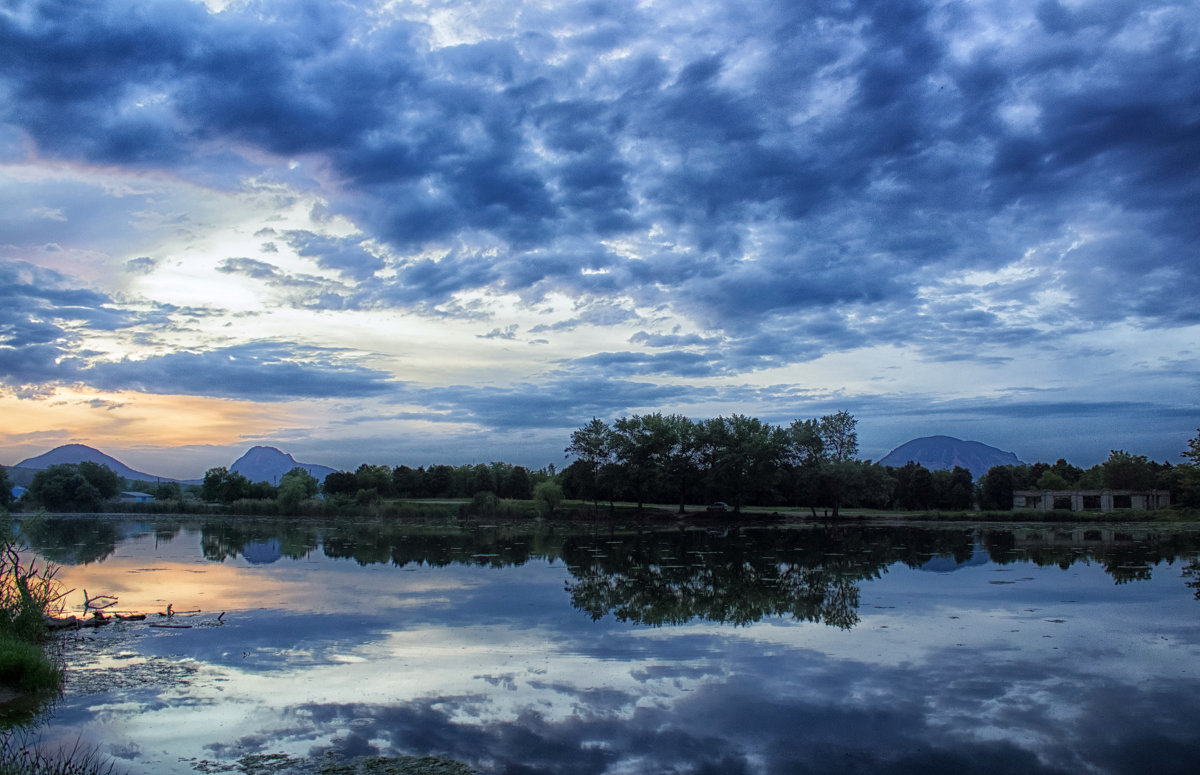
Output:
[0,0,1197,469]
[78,343,395,401]
[0,260,134,384]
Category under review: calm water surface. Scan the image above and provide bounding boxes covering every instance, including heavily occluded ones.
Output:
[15,517,1200,774]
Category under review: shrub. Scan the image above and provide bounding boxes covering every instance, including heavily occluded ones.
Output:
[533,482,564,517]
[0,517,66,695]
[1,547,64,643]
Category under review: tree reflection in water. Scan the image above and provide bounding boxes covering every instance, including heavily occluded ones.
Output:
[562,529,868,628]
[18,517,1200,621]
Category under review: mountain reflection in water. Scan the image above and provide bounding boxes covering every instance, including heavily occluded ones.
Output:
[12,516,1200,775]
[23,518,1200,627]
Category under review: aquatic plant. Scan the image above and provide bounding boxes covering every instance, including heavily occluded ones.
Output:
[0,514,68,694]
[0,735,119,775]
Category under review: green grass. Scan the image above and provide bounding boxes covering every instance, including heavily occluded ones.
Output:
[1,515,116,774]
[1,514,67,697]
[907,507,1200,522]
[0,635,59,694]
[0,736,118,775]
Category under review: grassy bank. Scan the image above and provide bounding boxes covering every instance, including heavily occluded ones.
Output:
[1,515,123,775]
[885,506,1200,523]
[0,516,64,698]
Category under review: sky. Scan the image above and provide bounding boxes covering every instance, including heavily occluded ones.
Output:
[1,0,1198,479]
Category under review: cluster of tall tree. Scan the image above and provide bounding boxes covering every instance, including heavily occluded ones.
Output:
[563,411,874,516]
[194,460,549,514]
[321,461,545,504]
[22,462,123,511]
[200,466,277,503]
[564,420,1200,514]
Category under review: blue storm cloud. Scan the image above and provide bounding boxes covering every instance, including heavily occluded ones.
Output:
[78,343,395,400]
[391,376,710,430]
[0,257,392,399]
[1,0,1195,337]
[1,0,1198,463]
[0,260,134,386]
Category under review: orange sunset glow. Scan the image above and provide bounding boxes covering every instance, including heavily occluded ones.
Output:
[0,389,299,474]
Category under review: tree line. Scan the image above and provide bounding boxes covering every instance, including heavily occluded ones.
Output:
[5,423,1199,516]
[560,414,1200,515]
[563,411,871,517]
[1,458,560,516]
[561,411,974,516]
[19,516,1197,620]
[124,460,560,515]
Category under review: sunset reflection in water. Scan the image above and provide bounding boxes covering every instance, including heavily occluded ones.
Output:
[19,517,1200,775]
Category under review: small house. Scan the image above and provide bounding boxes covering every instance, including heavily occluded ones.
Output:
[117,491,155,504]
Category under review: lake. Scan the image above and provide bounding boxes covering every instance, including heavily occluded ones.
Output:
[12,516,1200,774]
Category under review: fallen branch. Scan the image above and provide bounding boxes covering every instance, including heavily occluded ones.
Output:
[83,589,118,613]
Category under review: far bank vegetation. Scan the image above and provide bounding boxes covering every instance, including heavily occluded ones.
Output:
[4,419,1199,521]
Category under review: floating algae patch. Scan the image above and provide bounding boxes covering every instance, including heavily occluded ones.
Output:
[59,629,200,695]
[191,752,474,775]
[66,655,199,695]
[317,755,473,775]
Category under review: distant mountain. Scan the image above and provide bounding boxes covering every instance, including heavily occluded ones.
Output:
[241,539,283,565]
[230,446,337,484]
[15,443,176,483]
[878,436,1024,479]
[919,550,991,573]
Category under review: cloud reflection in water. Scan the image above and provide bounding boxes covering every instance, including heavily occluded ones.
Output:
[29,520,1200,774]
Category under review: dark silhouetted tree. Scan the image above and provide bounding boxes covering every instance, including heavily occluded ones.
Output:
[806,412,860,518]
[323,471,357,496]
[1035,470,1070,491]
[1102,450,1155,490]
[202,467,252,504]
[502,466,533,500]
[702,414,789,513]
[29,462,120,511]
[29,465,102,511]
[895,462,935,510]
[1051,458,1083,484]
[566,418,616,509]
[356,464,395,497]
[1178,429,1200,507]
[0,467,13,508]
[391,465,420,498]
[154,481,182,501]
[979,465,1016,510]
[655,414,704,514]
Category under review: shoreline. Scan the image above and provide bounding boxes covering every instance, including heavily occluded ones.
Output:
[9,505,1198,524]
